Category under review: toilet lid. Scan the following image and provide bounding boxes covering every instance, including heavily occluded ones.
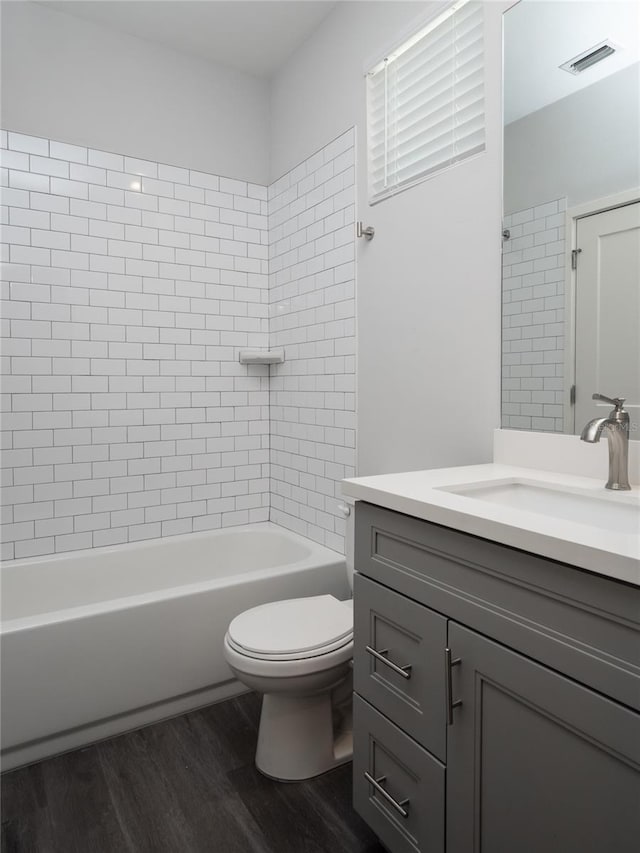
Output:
[227,595,353,659]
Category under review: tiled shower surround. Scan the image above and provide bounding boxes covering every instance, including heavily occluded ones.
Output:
[502,197,566,433]
[0,129,355,559]
[269,130,356,552]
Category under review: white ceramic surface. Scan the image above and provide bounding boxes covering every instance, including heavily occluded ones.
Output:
[223,625,353,781]
[439,479,640,535]
[0,523,348,770]
[227,595,353,658]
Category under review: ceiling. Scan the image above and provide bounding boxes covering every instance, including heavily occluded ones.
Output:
[504,0,640,124]
[42,0,338,78]
[41,1,639,115]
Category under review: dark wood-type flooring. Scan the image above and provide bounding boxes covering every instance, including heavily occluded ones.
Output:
[1,692,384,853]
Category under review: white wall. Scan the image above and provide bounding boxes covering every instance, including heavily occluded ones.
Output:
[504,64,640,214]
[0,1,269,184]
[1,129,270,560]
[1,0,512,560]
[270,1,507,475]
[269,129,356,553]
[1,121,362,560]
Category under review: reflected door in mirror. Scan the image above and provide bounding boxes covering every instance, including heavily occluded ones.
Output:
[574,202,640,437]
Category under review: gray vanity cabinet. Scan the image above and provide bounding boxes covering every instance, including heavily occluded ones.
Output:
[352,501,640,853]
[446,622,640,853]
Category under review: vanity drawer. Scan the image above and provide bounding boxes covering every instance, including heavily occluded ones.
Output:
[353,694,444,853]
[354,573,447,760]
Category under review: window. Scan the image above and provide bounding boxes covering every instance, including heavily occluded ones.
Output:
[366,0,485,204]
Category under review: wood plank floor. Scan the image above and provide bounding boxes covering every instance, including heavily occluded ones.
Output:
[1,692,385,853]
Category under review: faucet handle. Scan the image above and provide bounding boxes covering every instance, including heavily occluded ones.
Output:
[592,393,626,411]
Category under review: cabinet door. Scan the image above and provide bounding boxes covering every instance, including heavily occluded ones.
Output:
[446,623,640,853]
[353,573,447,760]
[353,694,445,853]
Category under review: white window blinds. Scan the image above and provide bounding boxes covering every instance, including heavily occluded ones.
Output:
[366,0,485,204]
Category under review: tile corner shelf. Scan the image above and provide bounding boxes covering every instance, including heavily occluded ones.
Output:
[238,349,285,365]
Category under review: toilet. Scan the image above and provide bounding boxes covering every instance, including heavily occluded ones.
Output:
[223,508,356,782]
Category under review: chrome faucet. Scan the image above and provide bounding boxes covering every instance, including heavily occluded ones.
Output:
[580,393,631,490]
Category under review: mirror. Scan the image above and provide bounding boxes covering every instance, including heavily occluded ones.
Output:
[502,0,640,438]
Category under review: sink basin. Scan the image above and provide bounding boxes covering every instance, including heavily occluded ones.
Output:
[438,480,640,535]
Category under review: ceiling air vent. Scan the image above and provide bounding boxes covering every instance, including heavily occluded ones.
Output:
[560,40,620,75]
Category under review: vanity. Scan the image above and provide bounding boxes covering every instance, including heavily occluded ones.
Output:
[343,455,640,853]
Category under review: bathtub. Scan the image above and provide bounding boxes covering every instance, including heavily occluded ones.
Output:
[0,523,348,771]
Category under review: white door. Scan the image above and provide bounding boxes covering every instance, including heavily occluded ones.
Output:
[574,201,640,439]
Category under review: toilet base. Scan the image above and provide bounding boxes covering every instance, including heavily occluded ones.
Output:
[255,690,353,782]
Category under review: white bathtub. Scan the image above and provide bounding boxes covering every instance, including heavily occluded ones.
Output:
[0,523,348,771]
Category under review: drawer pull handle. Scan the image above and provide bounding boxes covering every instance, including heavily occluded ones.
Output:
[445,647,462,725]
[364,771,410,818]
[365,646,412,679]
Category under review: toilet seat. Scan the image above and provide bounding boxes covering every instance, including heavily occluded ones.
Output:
[224,632,353,680]
[227,595,353,661]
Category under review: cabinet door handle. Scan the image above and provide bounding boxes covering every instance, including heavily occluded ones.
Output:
[364,771,410,818]
[365,646,412,679]
[445,647,462,725]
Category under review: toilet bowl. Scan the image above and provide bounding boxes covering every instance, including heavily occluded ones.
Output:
[223,594,354,781]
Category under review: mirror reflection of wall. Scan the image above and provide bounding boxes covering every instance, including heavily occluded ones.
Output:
[502,0,640,439]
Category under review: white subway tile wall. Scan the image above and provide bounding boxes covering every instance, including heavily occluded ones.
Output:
[1,128,358,560]
[1,131,271,560]
[501,197,566,433]
[268,130,356,553]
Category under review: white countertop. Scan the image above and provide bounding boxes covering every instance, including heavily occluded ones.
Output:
[342,464,640,587]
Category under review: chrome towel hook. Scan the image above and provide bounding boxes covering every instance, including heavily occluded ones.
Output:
[356,221,375,240]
